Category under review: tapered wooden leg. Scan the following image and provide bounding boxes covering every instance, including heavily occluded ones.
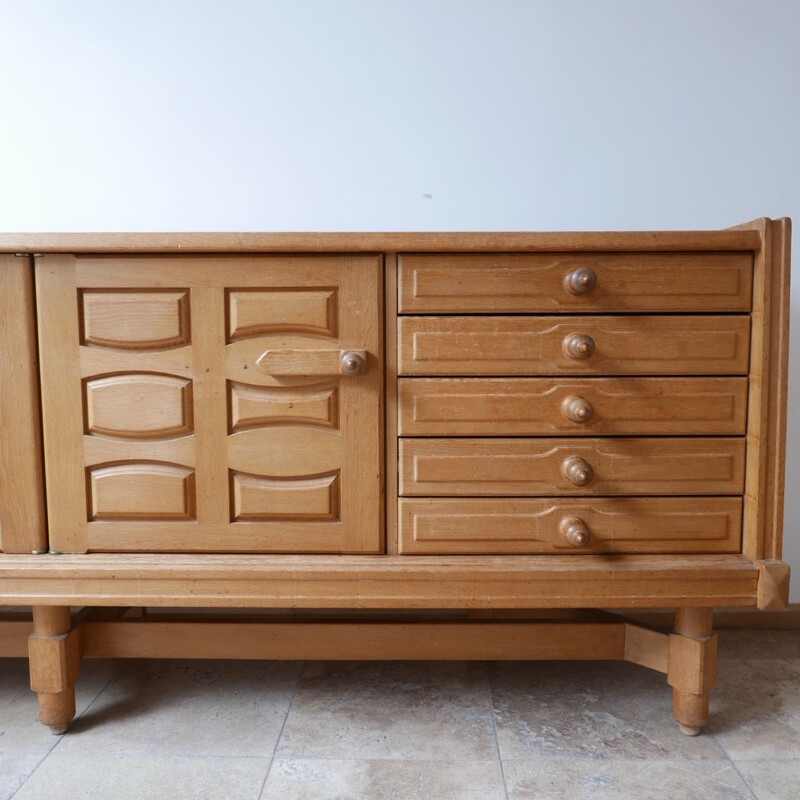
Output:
[668,608,717,736]
[29,606,81,734]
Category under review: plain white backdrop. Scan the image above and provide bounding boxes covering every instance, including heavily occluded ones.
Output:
[1,0,798,598]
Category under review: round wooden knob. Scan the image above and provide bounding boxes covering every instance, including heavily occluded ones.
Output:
[560,516,591,547]
[562,333,596,360]
[340,350,367,375]
[564,266,598,295]
[561,395,593,424]
[562,456,594,486]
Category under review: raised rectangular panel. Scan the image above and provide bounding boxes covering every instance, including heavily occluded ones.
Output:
[398,377,748,436]
[231,471,340,521]
[398,253,753,313]
[84,374,193,439]
[229,381,338,432]
[399,497,743,554]
[89,463,196,521]
[228,289,338,340]
[81,290,190,349]
[399,437,747,496]
[398,316,751,375]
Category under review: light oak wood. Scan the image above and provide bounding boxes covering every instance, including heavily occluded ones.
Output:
[0,619,33,657]
[399,437,746,496]
[81,290,190,348]
[743,218,791,560]
[399,252,753,313]
[399,497,742,555]
[669,607,716,735]
[79,619,627,660]
[0,221,791,735]
[756,559,791,610]
[624,623,669,673]
[29,607,80,734]
[0,553,759,608]
[399,377,748,436]
[0,229,763,253]
[385,254,400,555]
[398,316,751,375]
[34,254,383,553]
[0,256,47,553]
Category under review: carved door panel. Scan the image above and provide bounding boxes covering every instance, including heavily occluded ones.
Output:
[36,254,383,553]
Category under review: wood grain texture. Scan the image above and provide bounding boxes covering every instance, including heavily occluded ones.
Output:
[755,559,791,610]
[0,256,47,553]
[398,316,751,375]
[80,290,190,349]
[399,377,748,436]
[35,256,90,553]
[34,254,384,554]
[399,437,746,496]
[0,230,762,253]
[399,252,753,313]
[384,254,399,554]
[79,620,626,660]
[399,497,742,555]
[0,552,759,608]
[741,218,791,561]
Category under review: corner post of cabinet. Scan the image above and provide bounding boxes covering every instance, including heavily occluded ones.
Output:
[667,607,717,736]
[29,605,82,734]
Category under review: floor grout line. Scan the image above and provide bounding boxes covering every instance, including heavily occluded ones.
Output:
[707,725,759,800]
[486,663,510,800]
[256,660,305,798]
[8,657,125,799]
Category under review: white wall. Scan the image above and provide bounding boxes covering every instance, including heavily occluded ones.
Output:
[1,0,798,598]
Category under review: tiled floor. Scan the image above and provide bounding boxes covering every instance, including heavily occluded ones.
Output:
[1,630,799,799]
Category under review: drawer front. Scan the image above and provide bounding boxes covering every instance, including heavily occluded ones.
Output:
[399,497,743,554]
[398,377,748,436]
[398,253,753,313]
[399,437,746,496]
[398,316,750,376]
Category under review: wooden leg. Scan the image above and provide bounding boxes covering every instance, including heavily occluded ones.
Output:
[668,608,717,736]
[29,606,81,734]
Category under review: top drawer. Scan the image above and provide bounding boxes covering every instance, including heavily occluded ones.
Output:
[398,253,753,313]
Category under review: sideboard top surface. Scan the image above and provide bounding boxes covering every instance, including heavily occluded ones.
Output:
[0,227,769,253]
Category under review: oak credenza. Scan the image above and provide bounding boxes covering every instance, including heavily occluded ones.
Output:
[0,220,791,735]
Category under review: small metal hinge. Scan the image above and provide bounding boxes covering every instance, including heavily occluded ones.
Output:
[14,253,44,258]
[48,549,62,556]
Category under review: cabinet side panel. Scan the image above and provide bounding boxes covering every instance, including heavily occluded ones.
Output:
[763,219,791,559]
[0,256,47,552]
[35,255,88,553]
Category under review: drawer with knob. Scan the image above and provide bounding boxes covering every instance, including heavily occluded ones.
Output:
[398,253,753,313]
[398,316,750,375]
[398,377,748,436]
[399,437,746,496]
[398,496,743,554]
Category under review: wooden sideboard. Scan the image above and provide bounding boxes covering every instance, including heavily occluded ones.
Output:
[0,220,791,736]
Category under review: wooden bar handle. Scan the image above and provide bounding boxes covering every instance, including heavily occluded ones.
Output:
[256,349,368,377]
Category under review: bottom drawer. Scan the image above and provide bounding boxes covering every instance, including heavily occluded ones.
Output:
[399,497,742,555]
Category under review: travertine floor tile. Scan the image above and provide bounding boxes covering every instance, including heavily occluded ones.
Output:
[55,659,302,757]
[735,759,800,800]
[490,661,726,760]
[11,753,270,800]
[717,630,800,661]
[503,759,752,799]
[0,754,45,800]
[0,657,119,798]
[276,661,496,760]
[710,659,800,759]
[260,759,506,800]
